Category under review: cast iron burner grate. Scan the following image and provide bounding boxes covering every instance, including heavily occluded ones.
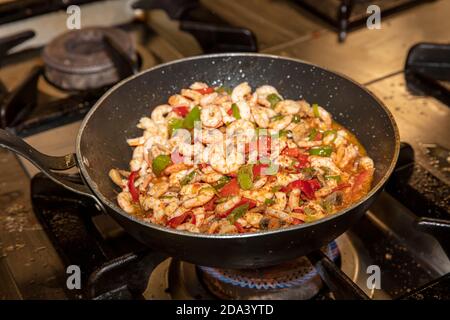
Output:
[0,27,139,136]
[198,242,339,299]
[292,0,432,42]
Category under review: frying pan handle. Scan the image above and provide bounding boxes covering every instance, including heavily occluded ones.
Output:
[0,128,99,203]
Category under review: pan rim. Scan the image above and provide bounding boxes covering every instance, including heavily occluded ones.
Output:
[76,52,400,240]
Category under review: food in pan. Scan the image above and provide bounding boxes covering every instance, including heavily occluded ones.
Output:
[109,82,374,234]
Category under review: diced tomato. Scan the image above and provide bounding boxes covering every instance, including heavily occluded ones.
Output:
[333,182,352,192]
[315,132,323,141]
[281,179,321,200]
[253,163,269,177]
[282,147,310,169]
[234,222,246,233]
[127,171,140,202]
[204,196,217,211]
[227,108,233,116]
[168,211,193,228]
[292,218,304,225]
[281,147,301,157]
[194,87,214,94]
[189,212,196,225]
[198,163,209,170]
[172,106,189,117]
[219,178,240,197]
[293,208,304,213]
[352,170,370,192]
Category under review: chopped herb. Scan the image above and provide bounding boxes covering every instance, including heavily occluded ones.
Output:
[308,128,318,141]
[180,170,197,186]
[237,164,254,190]
[152,155,172,176]
[231,103,241,119]
[312,103,320,118]
[267,93,282,108]
[304,207,315,216]
[324,129,337,137]
[271,185,282,192]
[325,175,341,182]
[309,146,333,157]
[293,114,301,123]
[182,106,201,130]
[321,201,334,214]
[270,114,284,121]
[213,176,232,190]
[228,203,249,223]
[160,195,175,199]
[279,129,290,138]
[264,198,275,206]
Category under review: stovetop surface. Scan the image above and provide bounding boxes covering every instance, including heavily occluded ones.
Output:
[0,0,449,299]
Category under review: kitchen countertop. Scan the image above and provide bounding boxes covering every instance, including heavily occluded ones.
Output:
[0,0,449,299]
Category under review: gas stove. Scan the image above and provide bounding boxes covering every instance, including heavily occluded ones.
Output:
[0,0,449,300]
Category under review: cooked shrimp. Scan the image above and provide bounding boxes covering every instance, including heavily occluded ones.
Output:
[255,85,281,108]
[310,156,341,175]
[117,192,138,214]
[109,169,125,187]
[130,146,145,172]
[201,105,223,128]
[235,100,252,120]
[268,115,292,131]
[269,192,287,211]
[358,156,374,171]
[215,196,242,215]
[147,180,170,198]
[181,89,202,104]
[226,119,256,144]
[168,94,193,107]
[209,144,245,174]
[200,93,218,107]
[336,144,359,169]
[251,105,276,128]
[180,183,215,208]
[274,100,301,115]
[151,105,172,124]
[288,189,301,211]
[244,211,263,228]
[231,82,251,102]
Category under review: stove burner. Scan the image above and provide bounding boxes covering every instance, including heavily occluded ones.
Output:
[42,27,136,91]
[198,242,339,299]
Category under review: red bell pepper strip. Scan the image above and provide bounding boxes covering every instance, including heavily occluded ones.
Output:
[127,171,140,202]
[253,163,269,177]
[281,147,310,169]
[203,196,217,211]
[292,218,304,225]
[234,222,246,233]
[282,179,321,200]
[168,210,193,228]
[172,106,190,117]
[281,147,301,157]
[194,87,214,94]
[219,178,240,197]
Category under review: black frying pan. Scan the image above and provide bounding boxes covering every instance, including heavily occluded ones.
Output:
[0,54,399,269]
